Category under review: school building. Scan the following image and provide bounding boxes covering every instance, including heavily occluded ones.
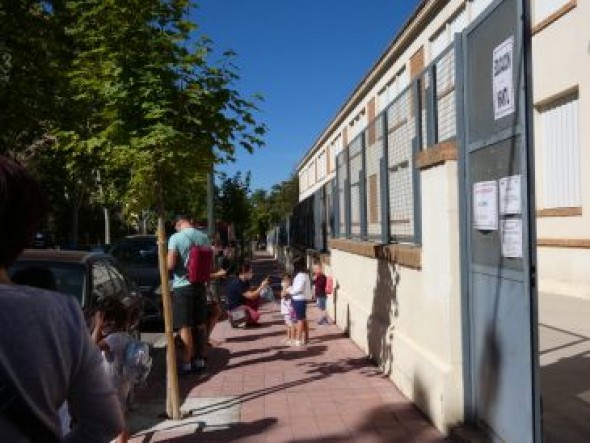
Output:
[268,0,589,438]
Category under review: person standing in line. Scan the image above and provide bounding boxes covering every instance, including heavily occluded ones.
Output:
[313,261,329,325]
[0,156,123,442]
[167,214,210,375]
[287,257,312,346]
[280,273,295,345]
[206,238,228,343]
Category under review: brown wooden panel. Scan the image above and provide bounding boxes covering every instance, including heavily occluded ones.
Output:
[536,207,582,217]
[367,98,376,145]
[415,139,458,170]
[328,239,422,270]
[410,46,425,79]
[532,0,577,35]
[537,238,590,249]
[368,174,378,224]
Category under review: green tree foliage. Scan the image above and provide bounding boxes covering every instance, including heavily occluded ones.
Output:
[1,0,266,244]
[247,173,299,239]
[215,171,252,240]
[61,0,266,217]
[0,0,69,153]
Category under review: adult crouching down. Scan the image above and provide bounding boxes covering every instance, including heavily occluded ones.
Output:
[226,262,269,326]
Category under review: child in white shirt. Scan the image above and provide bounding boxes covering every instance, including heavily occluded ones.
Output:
[92,298,134,443]
[280,273,295,345]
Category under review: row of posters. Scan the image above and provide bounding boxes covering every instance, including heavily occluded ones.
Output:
[473,175,523,258]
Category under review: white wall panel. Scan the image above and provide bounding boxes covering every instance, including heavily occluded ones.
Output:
[541,95,580,208]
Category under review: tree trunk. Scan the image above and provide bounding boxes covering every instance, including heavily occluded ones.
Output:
[155,183,181,420]
[103,207,111,245]
[71,205,79,248]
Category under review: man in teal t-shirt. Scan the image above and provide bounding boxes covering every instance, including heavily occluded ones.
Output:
[167,215,210,375]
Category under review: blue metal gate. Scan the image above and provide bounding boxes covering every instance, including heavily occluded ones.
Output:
[457,0,541,441]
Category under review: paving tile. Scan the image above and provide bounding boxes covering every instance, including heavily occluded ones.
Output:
[131,253,445,443]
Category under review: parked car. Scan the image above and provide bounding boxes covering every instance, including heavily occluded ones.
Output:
[106,235,162,324]
[9,249,144,336]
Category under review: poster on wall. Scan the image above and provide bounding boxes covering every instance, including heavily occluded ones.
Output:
[501,219,523,258]
[492,36,515,120]
[499,175,522,215]
[473,180,498,231]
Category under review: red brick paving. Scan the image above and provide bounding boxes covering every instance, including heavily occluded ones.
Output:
[131,253,447,443]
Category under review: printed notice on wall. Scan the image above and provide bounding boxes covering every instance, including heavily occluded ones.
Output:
[501,219,523,258]
[492,36,515,120]
[499,175,521,215]
[473,180,498,231]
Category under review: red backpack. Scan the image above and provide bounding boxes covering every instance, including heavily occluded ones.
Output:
[186,243,213,284]
[325,276,334,295]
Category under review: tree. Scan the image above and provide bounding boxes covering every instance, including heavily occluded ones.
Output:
[0,1,68,154]
[215,171,252,240]
[59,0,266,418]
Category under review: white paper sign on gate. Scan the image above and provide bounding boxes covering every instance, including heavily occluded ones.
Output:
[499,175,522,215]
[473,180,498,231]
[501,219,523,258]
[492,36,515,120]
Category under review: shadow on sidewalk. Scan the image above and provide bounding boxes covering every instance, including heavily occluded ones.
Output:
[280,403,447,443]
[224,329,286,342]
[154,417,278,442]
[296,356,384,377]
[541,349,590,443]
[223,345,328,371]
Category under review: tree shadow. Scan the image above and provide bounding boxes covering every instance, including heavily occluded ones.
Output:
[163,417,278,443]
[296,356,384,378]
[366,259,399,375]
[224,329,287,342]
[307,332,347,344]
[222,345,328,371]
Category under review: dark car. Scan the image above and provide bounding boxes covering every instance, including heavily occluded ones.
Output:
[106,235,162,324]
[9,249,144,336]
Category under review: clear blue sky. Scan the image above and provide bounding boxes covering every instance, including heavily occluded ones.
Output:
[192,0,421,191]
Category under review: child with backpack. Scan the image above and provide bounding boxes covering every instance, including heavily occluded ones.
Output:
[92,297,152,443]
[313,262,329,325]
[280,273,296,345]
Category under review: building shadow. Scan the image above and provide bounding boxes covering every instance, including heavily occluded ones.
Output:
[540,350,590,443]
[283,402,447,443]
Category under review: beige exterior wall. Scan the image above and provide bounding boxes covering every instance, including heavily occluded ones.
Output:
[532,0,590,297]
[324,161,463,432]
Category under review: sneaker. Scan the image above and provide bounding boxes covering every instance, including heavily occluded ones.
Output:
[293,340,303,347]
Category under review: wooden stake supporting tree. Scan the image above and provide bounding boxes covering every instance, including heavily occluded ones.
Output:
[155,187,180,418]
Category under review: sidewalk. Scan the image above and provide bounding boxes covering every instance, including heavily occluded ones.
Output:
[129,252,447,443]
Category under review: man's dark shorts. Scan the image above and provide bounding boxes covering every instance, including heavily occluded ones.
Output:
[173,283,207,329]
